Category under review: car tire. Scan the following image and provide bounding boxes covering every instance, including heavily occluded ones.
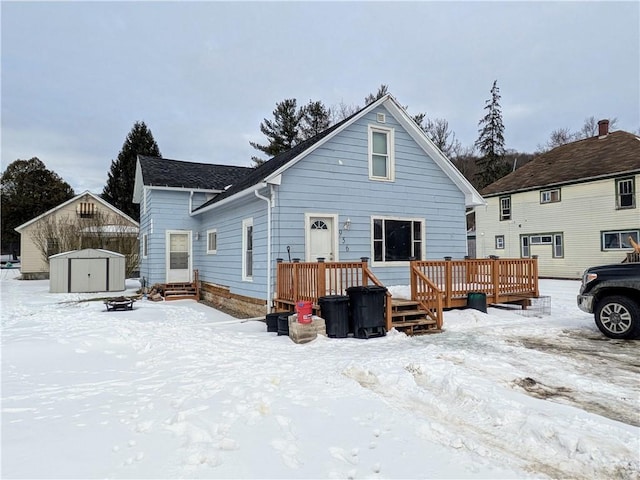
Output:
[594,295,640,339]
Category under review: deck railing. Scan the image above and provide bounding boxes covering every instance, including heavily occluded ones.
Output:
[410,257,538,308]
[275,258,393,327]
[410,266,444,329]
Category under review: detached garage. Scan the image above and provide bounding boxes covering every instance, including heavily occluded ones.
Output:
[49,249,126,293]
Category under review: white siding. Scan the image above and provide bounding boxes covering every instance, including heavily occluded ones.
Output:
[476,174,640,278]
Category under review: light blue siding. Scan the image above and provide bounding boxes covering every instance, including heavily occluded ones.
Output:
[139,189,200,286]
[141,104,470,298]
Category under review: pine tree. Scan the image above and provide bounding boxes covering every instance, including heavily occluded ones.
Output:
[102,121,161,221]
[364,84,390,105]
[1,157,75,255]
[299,100,332,140]
[475,80,509,189]
[250,99,303,166]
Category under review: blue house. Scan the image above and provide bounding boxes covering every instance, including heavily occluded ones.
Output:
[133,94,484,317]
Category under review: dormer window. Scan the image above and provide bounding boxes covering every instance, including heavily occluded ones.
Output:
[77,202,96,218]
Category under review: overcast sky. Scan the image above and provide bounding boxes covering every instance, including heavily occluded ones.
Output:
[2,1,639,194]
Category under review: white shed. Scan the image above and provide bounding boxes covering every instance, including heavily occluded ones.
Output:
[49,249,126,293]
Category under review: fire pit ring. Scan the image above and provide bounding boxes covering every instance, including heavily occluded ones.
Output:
[104,296,135,311]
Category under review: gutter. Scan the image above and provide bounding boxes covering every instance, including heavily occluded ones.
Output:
[254,186,273,315]
[191,183,265,216]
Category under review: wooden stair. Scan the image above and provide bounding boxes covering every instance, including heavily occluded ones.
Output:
[390,299,441,336]
[163,282,199,301]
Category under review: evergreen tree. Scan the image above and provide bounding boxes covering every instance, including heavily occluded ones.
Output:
[299,100,331,140]
[249,99,303,166]
[364,84,390,105]
[1,157,75,255]
[475,80,509,189]
[102,121,161,221]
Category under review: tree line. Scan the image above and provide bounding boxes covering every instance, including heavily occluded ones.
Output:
[1,84,626,257]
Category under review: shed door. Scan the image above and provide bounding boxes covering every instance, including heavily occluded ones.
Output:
[166,231,191,283]
[70,259,107,293]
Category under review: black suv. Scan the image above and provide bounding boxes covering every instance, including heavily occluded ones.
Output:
[577,262,640,339]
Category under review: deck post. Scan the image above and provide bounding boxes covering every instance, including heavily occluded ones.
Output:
[491,257,500,304]
[410,260,417,300]
[317,258,326,300]
[532,256,539,297]
[292,259,300,302]
[444,257,452,308]
[360,257,369,286]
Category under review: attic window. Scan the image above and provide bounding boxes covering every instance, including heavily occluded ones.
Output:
[376,113,386,123]
[77,202,96,218]
[540,189,560,204]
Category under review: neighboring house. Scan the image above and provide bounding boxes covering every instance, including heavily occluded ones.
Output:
[15,191,139,280]
[475,120,640,279]
[133,94,485,315]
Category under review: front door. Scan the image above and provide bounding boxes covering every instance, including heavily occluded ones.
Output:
[307,215,337,262]
[166,231,191,283]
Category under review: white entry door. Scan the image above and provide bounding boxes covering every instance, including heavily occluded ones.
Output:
[166,231,191,283]
[307,215,337,262]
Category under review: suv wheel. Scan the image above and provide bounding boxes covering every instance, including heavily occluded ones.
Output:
[594,295,640,339]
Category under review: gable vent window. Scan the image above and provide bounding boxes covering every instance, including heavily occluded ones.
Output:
[77,202,96,218]
[376,113,386,123]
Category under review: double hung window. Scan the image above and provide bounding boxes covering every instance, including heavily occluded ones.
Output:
[369,126,394,181]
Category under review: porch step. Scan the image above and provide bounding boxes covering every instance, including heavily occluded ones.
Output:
[163,283,199,301]
[390,299,440,336]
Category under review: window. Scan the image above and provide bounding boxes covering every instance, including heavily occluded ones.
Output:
[602,230,639,250]
[142,233,148,258]
[553,234,563,258]
[530,235,552,245]
[47,238,60,258]
[368,126,394,181]
[616,178,635,209]
[242,218,253,281]
[499,196,511,221]
[77,202,96,218]
[372,218,422,264]
[540,189,560,204]
[207,229,217,254]
[495,235,505,249]
[520,233,564,258]
[521,236,529,258]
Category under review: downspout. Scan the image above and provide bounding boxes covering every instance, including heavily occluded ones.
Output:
[254,185,272,314]
[189,191,195,216]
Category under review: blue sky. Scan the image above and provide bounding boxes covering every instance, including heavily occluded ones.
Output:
[2,1,639,193]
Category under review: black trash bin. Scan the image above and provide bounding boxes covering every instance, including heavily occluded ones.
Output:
[266,312,285,333]
[346,285,387,339]
[467,292,487,313]
[277,313,292,336]
[318,295,350,338]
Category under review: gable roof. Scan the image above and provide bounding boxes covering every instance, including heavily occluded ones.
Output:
[15,191,139,232]
[137,156,252,190]
[481,131,640,197]
[193,94,484,214]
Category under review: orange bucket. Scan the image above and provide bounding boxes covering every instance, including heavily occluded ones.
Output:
[295,301,313,324]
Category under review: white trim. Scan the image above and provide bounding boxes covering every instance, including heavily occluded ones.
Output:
[15,190,139,232]
[304,213,339,262]
[370,215,425,267]
[142,233,148,259]
[242,218,254,282]
[368,125,395,182]
[206,229,217,254]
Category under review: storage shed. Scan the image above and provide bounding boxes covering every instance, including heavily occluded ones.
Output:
[49,249,126,293]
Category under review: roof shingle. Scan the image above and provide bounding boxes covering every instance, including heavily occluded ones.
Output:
[138,156,252,191]
[481,131,640,197]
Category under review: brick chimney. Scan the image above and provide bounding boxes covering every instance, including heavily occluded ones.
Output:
[598,119,609,137]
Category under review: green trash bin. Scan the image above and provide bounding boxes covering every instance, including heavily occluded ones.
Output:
[467,292,487,313]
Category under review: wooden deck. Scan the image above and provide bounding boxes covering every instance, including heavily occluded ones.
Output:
[275,258,539,335]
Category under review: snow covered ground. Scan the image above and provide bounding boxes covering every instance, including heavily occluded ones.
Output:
[1,268,638,479]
